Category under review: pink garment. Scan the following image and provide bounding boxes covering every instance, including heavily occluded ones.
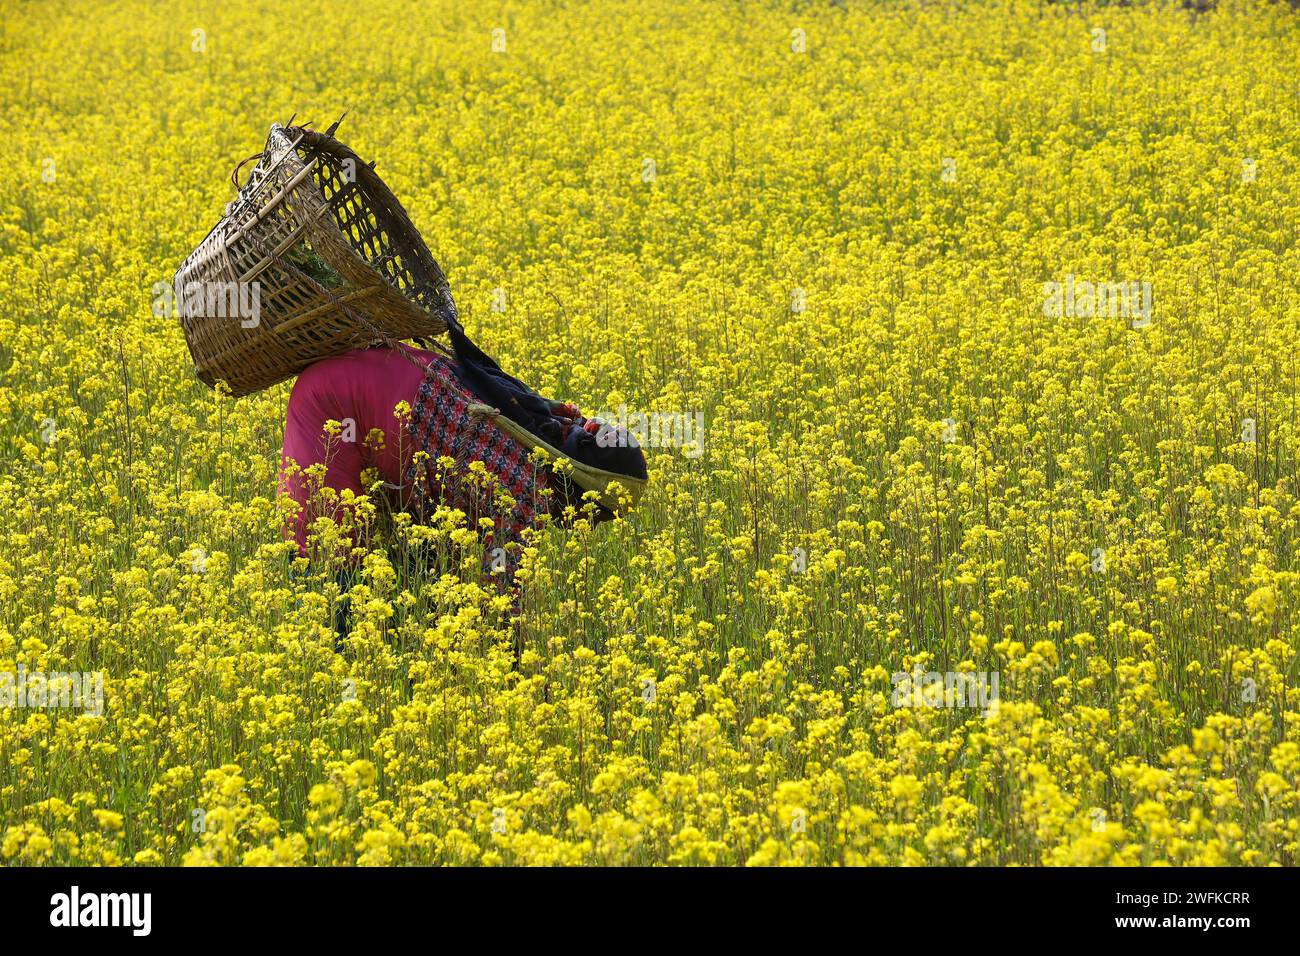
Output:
[279,343,435,554]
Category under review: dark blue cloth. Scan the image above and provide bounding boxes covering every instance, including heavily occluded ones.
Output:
[444,317,648,480]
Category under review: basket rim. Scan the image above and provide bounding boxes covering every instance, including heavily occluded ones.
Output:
[267,123,457,328]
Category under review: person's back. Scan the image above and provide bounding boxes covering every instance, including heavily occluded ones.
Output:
[280,342,437,552]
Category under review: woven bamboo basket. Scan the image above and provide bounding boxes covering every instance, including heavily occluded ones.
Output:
[174,120,455,397]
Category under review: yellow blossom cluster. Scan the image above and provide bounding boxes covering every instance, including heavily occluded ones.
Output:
[1,0,1298,865]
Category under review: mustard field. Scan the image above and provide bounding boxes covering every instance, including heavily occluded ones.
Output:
[1,0,1299,865]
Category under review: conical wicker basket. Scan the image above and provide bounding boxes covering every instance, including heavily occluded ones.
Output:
[174,121,455,397]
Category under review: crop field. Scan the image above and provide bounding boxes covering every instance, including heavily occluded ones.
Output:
[1,0,1299,866]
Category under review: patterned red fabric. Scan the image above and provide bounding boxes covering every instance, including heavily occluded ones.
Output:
[404,350,560,588]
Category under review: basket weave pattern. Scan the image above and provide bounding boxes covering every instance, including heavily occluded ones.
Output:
[175,124,455,397]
